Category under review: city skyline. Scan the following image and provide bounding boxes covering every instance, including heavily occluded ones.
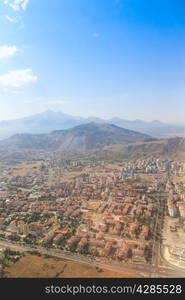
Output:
[0,0,185,124]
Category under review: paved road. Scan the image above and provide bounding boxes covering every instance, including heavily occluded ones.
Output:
[0,239,145,277]
[1,239,185,277]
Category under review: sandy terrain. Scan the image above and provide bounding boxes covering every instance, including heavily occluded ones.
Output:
[4,255,137,278]
[11,162,41,176]
[162,217,185,269]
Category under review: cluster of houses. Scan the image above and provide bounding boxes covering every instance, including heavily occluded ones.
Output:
[65,229,149,262]
[1,156,181,264]
[121,158,183,175]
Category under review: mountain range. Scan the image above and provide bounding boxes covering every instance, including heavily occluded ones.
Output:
[0,122,153,151]
[0,110,184,140]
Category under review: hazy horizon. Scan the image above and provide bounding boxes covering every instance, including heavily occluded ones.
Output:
[0,109,184,126]
[1,0,185,124]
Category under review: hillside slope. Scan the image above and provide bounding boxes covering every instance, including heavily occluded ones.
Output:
[0,122,152,151]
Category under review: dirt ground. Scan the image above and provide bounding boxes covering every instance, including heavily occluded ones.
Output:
[87,201,100,211]
[11,162,41,176]
[162,217,185,269]
[4,255,137,278]
[163,217,185,248]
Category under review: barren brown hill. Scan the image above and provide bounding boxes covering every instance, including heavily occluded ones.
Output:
[103,137,185,159]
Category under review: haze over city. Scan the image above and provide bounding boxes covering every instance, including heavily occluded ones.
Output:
[0,0,185,124]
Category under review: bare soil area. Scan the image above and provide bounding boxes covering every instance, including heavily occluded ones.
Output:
[5,255,137,278]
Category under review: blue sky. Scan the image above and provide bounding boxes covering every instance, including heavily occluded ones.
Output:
[0,0,185,123]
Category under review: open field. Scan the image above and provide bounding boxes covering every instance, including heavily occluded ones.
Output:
[61,170,84,182]
[4,255,137,278]
[11,161,41,176]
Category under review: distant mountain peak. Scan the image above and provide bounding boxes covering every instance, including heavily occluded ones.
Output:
[0,122,152,151]
[0,110,184,140]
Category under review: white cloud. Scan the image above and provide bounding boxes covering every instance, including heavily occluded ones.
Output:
[5,14,17,23]
[0,45,18,59]
[0,69,38,89]
[3,0,29,11]
[5,15,25,29]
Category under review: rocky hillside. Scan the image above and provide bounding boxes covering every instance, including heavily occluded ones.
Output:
[0,122,153,151]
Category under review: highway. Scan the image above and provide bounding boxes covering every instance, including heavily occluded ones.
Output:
[1,239,185,278]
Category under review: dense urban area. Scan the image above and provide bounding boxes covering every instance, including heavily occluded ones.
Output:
[1,150,185,277]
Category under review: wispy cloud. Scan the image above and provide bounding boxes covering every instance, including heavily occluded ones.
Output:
[0,69,37,89]
[0,45,18,59]
[5,14,17,23]
[4,14,25,29]
[3,0,29,11]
